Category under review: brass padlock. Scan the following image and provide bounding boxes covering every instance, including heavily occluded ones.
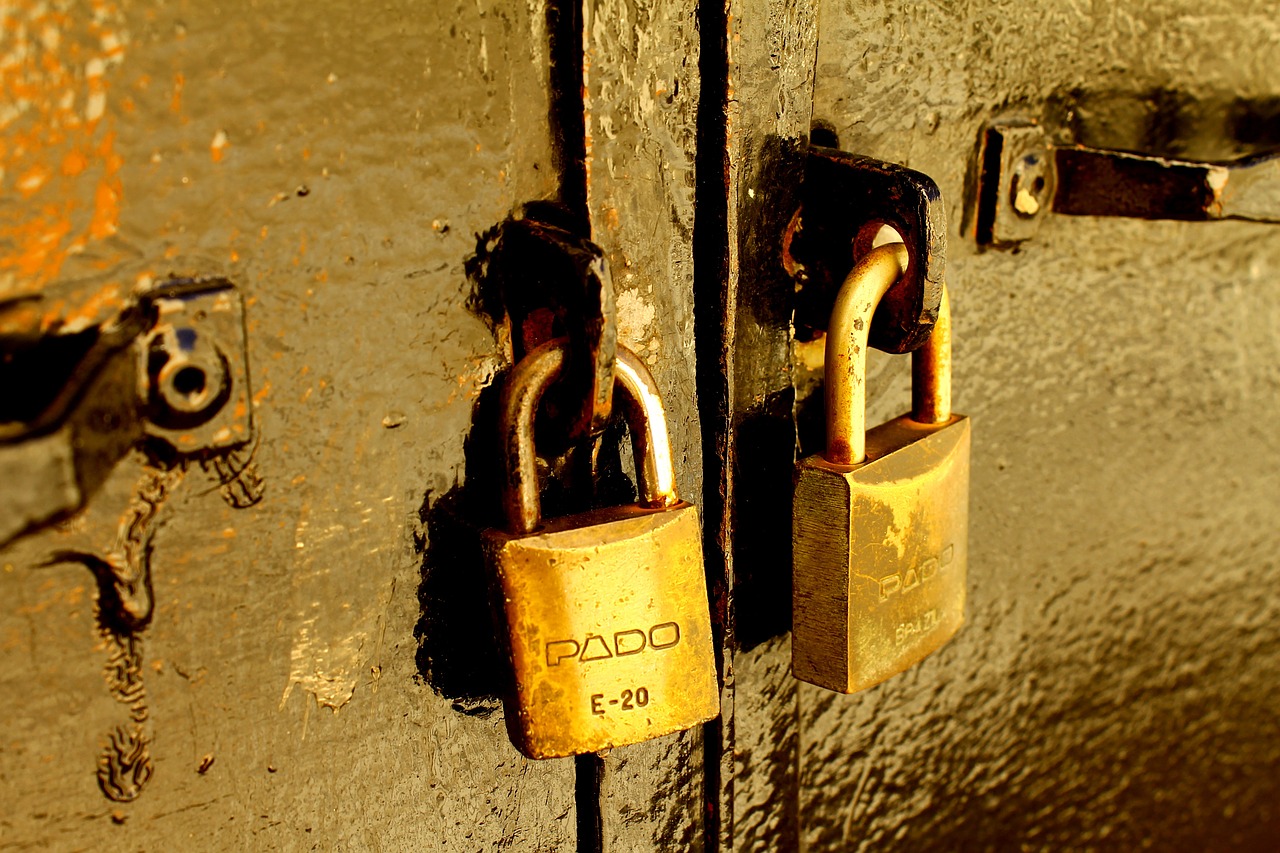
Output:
[792,242,970,694]
[484,339,719,758]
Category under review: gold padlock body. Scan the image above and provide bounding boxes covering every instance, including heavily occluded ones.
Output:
[484,501,719,759]
[792,412,970,693]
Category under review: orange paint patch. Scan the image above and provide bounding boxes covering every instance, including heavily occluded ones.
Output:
[210,129,228,162]
[0,0,128,297]
[60,149,88,176]
[169,72,184,114]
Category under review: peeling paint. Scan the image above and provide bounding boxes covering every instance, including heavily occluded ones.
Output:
[280,496,393,714]
[279,609,367,712]
[615,287,656,346]
[210,129,229,163]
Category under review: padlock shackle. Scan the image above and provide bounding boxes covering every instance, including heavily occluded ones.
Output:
[824,243,951,464]
[911,285,951,425]
[500,339,680,535]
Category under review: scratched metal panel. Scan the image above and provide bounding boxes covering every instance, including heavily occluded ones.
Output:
[795,0,1280,849]
[580,0,708,848]
[0,0,578,848]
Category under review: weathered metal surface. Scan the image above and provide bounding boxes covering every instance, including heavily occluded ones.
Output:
[472,211,617,446]
[0,0,579,848]
[580,0,709,847]
[483,340,717,759]
[4,0,1278,848]
[800,0,1280,848]
[1,277,255,554]
[793,249,969,695]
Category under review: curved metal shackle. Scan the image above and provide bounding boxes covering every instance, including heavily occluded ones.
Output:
[499,338,680,534]
[824,242,952,465]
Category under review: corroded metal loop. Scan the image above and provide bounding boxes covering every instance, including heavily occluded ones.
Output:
[500,338,679,534]
[824,242,951,464]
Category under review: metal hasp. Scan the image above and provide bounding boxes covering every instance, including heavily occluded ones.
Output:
[787,147,947,354]
[1,276,259,803]
[475,209,617,448]
[977,121,1280,246]
[0,278,254,551]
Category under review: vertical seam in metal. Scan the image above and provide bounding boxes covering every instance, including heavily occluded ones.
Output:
[548,0,603,849]
[547,0,588,230]
[694,0,732,849]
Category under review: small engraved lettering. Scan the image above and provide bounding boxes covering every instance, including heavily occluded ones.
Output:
[589,686,652,715]
[648,622,680,649]
[895,609,942,644]
[876,544,955,601]
[546,640,580,667]
[579,634,614,662]
[613,629,647,656]
[542,622,682,667]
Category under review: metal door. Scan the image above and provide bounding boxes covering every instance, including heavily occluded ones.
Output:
[2,1,1277,850]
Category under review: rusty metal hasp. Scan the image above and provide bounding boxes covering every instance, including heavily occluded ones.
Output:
[976,120,1280,246]
[474,206,617,449]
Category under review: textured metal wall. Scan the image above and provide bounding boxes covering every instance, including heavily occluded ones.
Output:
[791,1,1280,848]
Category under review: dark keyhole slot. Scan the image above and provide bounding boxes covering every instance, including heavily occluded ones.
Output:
[172,365,207,398]
[1032,176,1046,194]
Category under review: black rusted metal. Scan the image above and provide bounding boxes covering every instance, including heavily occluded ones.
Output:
[788,147,947,354]
[470,204,616,451]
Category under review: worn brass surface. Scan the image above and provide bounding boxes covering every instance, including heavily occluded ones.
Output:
[911,286,951,424]
[795,241,968,693]
[792,415,970,692]
[489,339,717,758]
[485,503,718,758]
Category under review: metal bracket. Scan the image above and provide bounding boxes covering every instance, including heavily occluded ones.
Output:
[787,147,947,354]
[976,120,1280,246]
[1,277,256,548]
